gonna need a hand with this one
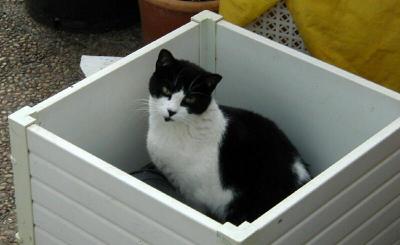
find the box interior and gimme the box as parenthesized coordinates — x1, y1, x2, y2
(32, 25, 199, 173)
(215, 23, 400, 174)
(33, 23, 400, 179)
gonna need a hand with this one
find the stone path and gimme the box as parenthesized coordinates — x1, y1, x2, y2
(0, 0, 142, 243)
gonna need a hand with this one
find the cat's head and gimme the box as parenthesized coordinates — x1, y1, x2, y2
(148, 49, 222, 122)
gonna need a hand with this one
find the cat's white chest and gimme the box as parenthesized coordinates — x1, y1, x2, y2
(146, 105, 233, 218)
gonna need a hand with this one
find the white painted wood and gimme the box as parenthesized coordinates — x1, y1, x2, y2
(367, 216, 400, 245)
(191, 11, 223, 72)
(217, 119, 400, 244)
(30, 22, 200, 173)
(8, 106, 36, 245)
(29, 152, 193, 245)
(33, 203, 105, 245)
(338, 194, 400, 245)
(216, 20, 400, 175)
(308, 165, 400, 244)
(214, 20, 400, 244)
(31, 178, 148, 245)
(35, 227, 68, 245)
(27, 124, 222, 245)
(10, 13, 400, 245)
(191, 10, 223, 23)
(274, 148, 400, 244)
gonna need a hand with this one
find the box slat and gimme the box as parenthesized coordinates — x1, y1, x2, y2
(30, 152, 192, 245)
(338, 194, 400, 245)
(31, 179, 147, 245)
(235, 120, 400, 244)
(35, 227, 68, 245)
(33, 204, 105, 245)
(367, 216, 400, 245)
(276, 148, 400, 244)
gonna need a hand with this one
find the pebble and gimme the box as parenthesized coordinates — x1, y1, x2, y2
(0, 0, 142, 243)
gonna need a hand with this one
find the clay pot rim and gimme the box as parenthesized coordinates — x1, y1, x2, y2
(142, 0, 219, 13)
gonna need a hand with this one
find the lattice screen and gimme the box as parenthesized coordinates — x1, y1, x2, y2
(246, 0, 308, 53)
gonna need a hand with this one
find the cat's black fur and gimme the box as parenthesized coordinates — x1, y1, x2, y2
(149, 49, 310, 225)
(218, 106, 307, 224)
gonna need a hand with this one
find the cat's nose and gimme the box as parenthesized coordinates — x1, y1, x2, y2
(167, 109, 176, 117)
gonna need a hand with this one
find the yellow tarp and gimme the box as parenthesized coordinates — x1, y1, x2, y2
(287, 0, 400, 92)
(219, 0, 400, 92)
(219, 0, 278, 26)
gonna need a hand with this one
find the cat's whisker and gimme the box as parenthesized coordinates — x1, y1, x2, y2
(134, 98, 156, 106)
(135, 98, 151, 102)
(135, 106, 159, 115)
(136, 103, 150, 107)
(135, 105, 151, 110)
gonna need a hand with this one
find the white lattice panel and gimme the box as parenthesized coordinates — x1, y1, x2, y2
(246, 0, 308, 53)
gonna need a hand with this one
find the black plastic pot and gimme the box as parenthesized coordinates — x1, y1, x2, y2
(26, 0, 140, 32)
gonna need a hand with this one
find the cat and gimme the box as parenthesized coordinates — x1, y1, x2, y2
(146, 49, 311, 225)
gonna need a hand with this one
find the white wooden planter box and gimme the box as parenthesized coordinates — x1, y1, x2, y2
(9, 11, 400, 245)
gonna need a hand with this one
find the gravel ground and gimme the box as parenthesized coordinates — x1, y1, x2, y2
(0, 0, 142, 244)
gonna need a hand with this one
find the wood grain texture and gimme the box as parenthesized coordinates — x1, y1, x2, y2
(277, 149, 400, 244)
(31, 178, 148, 245)
(33, 204, 105, 245)
(8, 107, 37, 245)
(338, 194, 400, 245)
(35, 228, 68, 245)
(367, 216, 400, 245)
(27, 125, 221, 245)
(30, 152, 192, 245)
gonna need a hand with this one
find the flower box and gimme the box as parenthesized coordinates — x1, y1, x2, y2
(9, 11, 400, 245)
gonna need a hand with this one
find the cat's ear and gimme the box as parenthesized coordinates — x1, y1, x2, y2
(203, 73, 222, 92)
(156, 49, 175, 68)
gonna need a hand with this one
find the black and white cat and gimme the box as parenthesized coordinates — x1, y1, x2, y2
(146, 49, 311, 225)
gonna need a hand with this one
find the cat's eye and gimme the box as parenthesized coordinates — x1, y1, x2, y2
(184, 96, 196, 104)
(162, 86, 171, 96)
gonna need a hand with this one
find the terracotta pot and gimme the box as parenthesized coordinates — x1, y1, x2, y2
(139, 0, 219, 43)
